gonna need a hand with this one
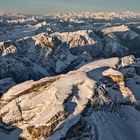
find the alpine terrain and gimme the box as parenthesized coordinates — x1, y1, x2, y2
(0, 11, 140, 140)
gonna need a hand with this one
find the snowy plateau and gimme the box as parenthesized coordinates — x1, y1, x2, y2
(0, 11, 140, 140)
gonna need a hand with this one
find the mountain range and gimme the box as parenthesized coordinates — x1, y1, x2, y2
(0, 11, 140, 140)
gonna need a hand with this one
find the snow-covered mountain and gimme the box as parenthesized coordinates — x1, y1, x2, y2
(1, 55, 140, 140)
(0, 11, 140, 140)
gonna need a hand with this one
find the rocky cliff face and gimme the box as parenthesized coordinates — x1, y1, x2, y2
(0, 12, 140, 140)
(1, 56, 140, 140)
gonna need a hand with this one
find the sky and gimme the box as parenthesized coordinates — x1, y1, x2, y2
(0, 0, 140, 15)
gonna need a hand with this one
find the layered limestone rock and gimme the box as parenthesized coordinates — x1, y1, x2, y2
(1, 56, 140, 140)
(0, 72, 96, 140)
(0, 57, 119, 140)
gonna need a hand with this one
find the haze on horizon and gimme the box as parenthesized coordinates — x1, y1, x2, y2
(0, 0, 139, 15)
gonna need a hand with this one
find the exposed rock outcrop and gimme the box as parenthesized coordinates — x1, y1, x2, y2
(1, 56, 140, 140)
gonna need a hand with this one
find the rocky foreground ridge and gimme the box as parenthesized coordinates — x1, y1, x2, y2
(1, 55, 140, 140)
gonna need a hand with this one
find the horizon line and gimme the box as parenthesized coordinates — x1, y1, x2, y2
(1, 9, 140, 16)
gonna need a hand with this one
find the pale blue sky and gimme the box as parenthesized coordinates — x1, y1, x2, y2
(0, 0, 139, 15)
